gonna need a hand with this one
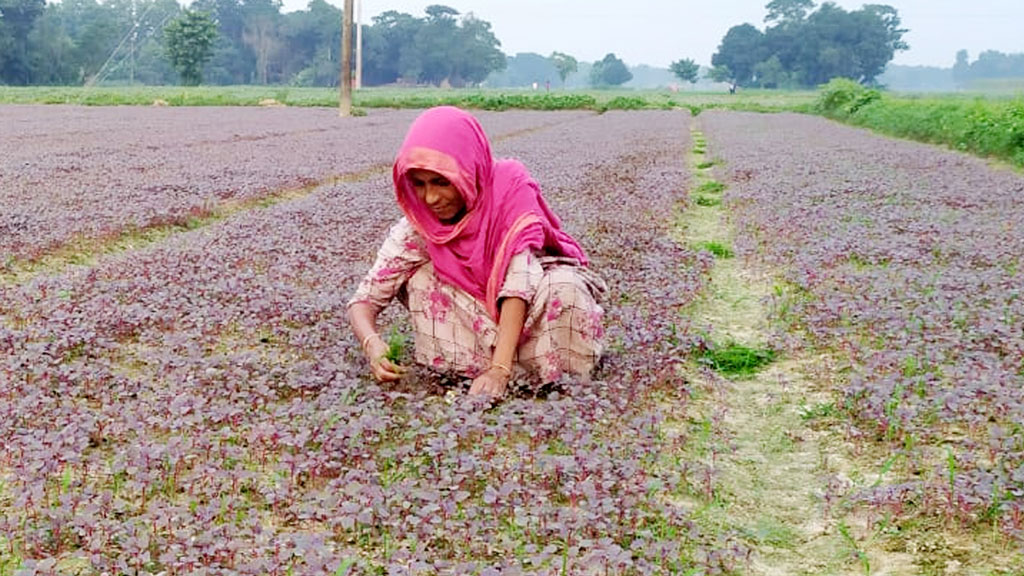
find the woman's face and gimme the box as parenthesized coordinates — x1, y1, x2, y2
(407, 168, 467, 224)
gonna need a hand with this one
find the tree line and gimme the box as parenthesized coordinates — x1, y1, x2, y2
(954, 50, 1024, 88)
(708, 0, 908, 89)
(0, 0, 502, 86)
(0, 0, 646, 87)
(2, 0, 934, 90)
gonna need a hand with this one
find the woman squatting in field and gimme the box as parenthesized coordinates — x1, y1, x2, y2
(347, 106, 607, 398)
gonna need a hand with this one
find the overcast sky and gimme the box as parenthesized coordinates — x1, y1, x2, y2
(279, 0, 1023, 69)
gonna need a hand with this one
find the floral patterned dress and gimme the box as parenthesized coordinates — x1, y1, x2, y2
(349, 218, 607, 382)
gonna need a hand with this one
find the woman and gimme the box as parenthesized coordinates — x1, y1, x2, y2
(348, 106, 606, 398)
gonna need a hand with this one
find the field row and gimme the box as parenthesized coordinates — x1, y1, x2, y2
(1, 110, 733, 575)
(701, 110, 1024, 538)
(0, 106, 590, 264)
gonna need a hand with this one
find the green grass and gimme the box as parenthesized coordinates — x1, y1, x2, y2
(853, 97, 1024, 166)
(0, 85, 819, 112)
(693, 196, 721, 207)
(816, 80, 1024, 167)
(694, 241, 734, 258)
(695, 181, 726, 195)
(699, 342, 776, 377)
(798, 400, 837, 422)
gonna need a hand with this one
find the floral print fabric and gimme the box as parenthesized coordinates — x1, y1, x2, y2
(349, 218, 607, 382)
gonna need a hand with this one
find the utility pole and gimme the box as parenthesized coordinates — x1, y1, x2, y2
(339, 0, 354, 116)
(355, 0, 362, 90)
(130, 0, 137, 84)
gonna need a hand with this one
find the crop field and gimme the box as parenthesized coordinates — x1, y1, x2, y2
(1, 105, 1023, 575)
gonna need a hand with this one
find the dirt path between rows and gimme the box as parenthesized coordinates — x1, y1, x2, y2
(675, 125, 923, 575)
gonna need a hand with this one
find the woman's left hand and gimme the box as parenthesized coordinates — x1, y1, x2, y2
(469, 367, 511, 398)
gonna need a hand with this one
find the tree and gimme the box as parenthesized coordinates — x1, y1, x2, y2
(0, 18, 15, 80)
(192, 0, 249, 84)
(714, 0, 908, 88)
(589, 52, 631, 87)
(753, 55, 788, 87)
(485, 52, 554, 87)
(26, 4, 77, 84)
(163, 9, 217, 85)
(0, 0, 45, 84)
(764, 0, 815, 24)
(711, 23, 764, 87)
(707, 64, 732, 84)
(241, 0, 282, 84)
(414, 5, 458, 85)
(280, 0, 340, 86)
(859, 4, 909, 81)
(549, 51, 576, 86)
(360, 6, 502, 87)
(794, 3, 906, 85)
(669, 58, 699, 84)
(452, 13, 505, 86)
(362, 10, 420, 85)
(952, 49, 969, 89)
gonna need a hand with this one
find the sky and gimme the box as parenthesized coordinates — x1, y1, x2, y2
(279, 0, 1024, 69)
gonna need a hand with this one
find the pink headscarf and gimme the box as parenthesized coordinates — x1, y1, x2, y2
(393, 106, 588, 320)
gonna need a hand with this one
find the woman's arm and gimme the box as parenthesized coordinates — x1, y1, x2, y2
(348, 302, 406, 382)
(347, 219, 426, 382)
(469, 296, 527, 397)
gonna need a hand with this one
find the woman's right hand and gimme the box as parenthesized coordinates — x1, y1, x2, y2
(364, 336, 406, 382)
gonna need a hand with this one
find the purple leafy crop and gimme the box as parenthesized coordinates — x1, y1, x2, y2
(0, 106, 590, 265)
(701, 110, 1024, 534)
(0, 108, 735, 574)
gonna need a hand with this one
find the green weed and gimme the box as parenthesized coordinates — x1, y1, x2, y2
(333, 558, 356, 576)
(699, 341, 776, 377)
(694, 196, 721, 207)
(385, 326, 409, 364)
(696, 181, 726, 195)
(798, 400, 837, 422)
(694, 241, 734, 259)
(837, 521, 871, 575)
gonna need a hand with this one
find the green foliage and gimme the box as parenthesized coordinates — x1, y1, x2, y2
(699, 341, 776, 377)
(360, 91, 598, 111)
(549, 51, 577, 86)
(814, 77, 881, 117)
(0, 85, 822, 117)
(753, 56, 789, 89)
(669, 58, 700, 84)
(695, 241, 734, 258)
(589, 53, 632, 87)
(0, 0, 45, 84)
(601, 95, 647, 111)
(696, 180, 726, 195)
(706, 65, 733, 85)
(818, 85, 1024, 167)
(764, 0, 814, 25)
(954, 50, 1024, 89)
(363, 7, 505, 87)
(487, 52, 556, 89)
(713, 2, 908, 88)
(163, 9, 218, 86)
(384, 326, 409, 364)
(711, 24, 763, 86)
(797, 400, 837, 422)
